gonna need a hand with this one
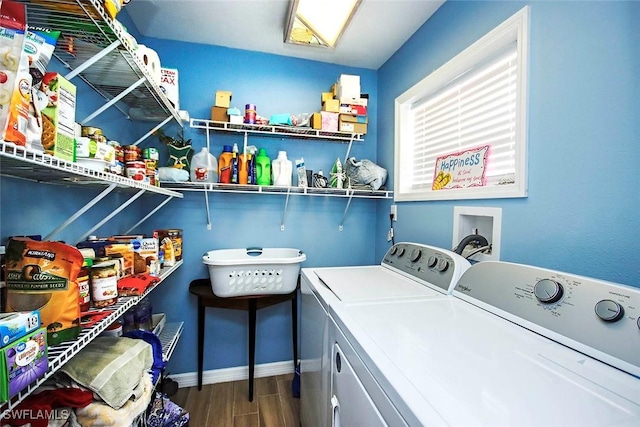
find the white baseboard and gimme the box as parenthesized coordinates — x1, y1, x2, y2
(171, 360, 296, 388)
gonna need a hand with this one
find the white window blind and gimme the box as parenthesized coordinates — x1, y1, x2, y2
(394, 7, 529, 202)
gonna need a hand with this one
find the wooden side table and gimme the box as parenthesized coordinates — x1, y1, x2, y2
(188, 278, 298, 401)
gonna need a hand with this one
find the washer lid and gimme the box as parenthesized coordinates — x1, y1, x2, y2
(314, 266, 447, 302)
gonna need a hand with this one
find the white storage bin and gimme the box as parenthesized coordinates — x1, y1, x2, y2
(202, 247, 306, 297)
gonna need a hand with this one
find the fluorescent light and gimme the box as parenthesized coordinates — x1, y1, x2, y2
(285, 0, 361, 48)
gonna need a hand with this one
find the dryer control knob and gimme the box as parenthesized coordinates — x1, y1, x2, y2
(595, 300, 624, 322)
(427, 256, 438, 268)
(410, 249, 422, 262)
(390, 246, 398, 255)
(534, 279, 564, 304)
(436, 259, 449, 272)
(397, 247, 406, 257)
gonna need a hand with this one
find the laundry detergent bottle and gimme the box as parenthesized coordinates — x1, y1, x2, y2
(218, 145, 233, 183)
(255, 148, 271, 186)
(190, 147, 218, 183)
(272, 151, 293, 187)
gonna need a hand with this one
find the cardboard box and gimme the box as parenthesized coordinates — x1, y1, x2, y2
(339, 114, 368, 124)
(131, 237, 159, 274)
(321, 92, 334, 103)
(322, 99, 340, 113)
(229, 115, 243, 124)
(0, 311, 41, 348)
(321, 111, 339, 132)
(211, 106, 229, 122)
(160, 68, 179, 110)
(215, 90, 232, 108)
(339, 115, 367, 134)
(41, 73, 77, 162)
(340, 104, 368, 116)
(337, 74, 361, 100)
(0, 327, 47, 402)
(310, 112, 322, 130)
(104, 243, 134, 277)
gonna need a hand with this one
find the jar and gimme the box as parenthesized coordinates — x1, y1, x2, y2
(142, 147, 159, 161)
(154, 229, 183, 261)
(135, 300, 153, 331)
(90, 260, 118, 308)
(78, 258, 93, 312)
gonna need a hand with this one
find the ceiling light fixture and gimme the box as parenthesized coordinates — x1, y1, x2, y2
(284, 0, 361, 48)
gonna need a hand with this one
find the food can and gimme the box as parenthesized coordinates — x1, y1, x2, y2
(153, 229, 183, 261)
(245, 104, 256, 124)
(124, 145, 141, 162)
(78, 258, 93, 312)
(143, 147, 159, 161)
(90, 261, 118, 308)
(126, 161, 146, 181)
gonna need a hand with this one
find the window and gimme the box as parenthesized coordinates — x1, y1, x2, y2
(394, 7, 529, 201)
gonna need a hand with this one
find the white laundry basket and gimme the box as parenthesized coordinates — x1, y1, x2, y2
(202, 247, 306, 297)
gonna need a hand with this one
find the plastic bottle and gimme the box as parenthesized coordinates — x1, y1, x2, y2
(247, 146, 257, 184)
(190, 147, 218, 183)
(296, 157, 307, 187)
(231, 143, 239, 184)
(218, 145, 233, 183)
(272, 151, 293, 187)
(255, 148, 271, 186)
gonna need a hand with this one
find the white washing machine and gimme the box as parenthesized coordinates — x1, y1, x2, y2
(300, 242, 471, 427)
(304, 255, 640, 426)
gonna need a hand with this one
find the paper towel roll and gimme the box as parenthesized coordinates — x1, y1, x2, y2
(138, 45, 161, 85)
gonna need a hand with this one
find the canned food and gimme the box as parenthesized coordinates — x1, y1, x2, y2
(142, 147, 159, 161)
(124, 145, 141, 162)
(126, 161, 146, 181)
(90, 261, 118, 308)
(78, 258, 93, 312)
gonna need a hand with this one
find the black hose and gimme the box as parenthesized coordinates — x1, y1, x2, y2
(454, 234, 489, 255)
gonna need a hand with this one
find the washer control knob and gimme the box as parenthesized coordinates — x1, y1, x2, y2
(595, 300, 624, 322)
(390, 246, 398, 255)
(533, 279, 564, 304)
(410, 249, 422, 262)
(397, 247, 406, 257)
(436, 259, 449, 272)
(427, 256, 438, 268)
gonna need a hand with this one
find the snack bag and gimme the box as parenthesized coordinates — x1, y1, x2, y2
(5, 238, 84, 346)
(0, 0, 29, 145)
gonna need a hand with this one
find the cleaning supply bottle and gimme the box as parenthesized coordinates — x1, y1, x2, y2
(190, 147, 218, 183)
(218, 145, 233, 183)
(255, 148, 271, 186)
(247, 146, 257, 184)
(272, 151, 293, 187)
(231, 143, 239, 184)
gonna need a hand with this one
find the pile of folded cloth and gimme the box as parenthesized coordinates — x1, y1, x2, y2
(4, 336, 157, 427)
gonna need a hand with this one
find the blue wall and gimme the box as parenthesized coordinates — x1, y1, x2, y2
(134, 39, 380, 375)
(1, 0, 638, 377)
(376, 0, 640, 288)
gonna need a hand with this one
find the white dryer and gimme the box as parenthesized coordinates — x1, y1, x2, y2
(320, 260, 640, 426)
(300, 242, 471, 427)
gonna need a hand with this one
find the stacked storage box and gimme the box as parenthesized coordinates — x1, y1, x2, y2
(311, 74, 368, 134)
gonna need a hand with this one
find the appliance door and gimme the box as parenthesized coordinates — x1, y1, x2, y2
(300, 274, 331, 427)
(331, 342, 387, 427)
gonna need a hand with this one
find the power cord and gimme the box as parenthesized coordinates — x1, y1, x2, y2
(387, 213, 395, 245)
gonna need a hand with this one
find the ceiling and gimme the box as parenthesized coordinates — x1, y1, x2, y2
(125, 0, 445, 70)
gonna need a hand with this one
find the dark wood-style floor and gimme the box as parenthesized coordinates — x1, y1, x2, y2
(171, 374, 300, 427)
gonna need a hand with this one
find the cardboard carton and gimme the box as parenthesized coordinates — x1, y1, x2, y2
(40, 73, 77, 161)
(0, 327, 47, 402)
(215, 90, 232, 108)
(160, 68, 179, 110)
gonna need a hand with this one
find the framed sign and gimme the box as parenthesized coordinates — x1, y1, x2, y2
(432, 145, 490, 191)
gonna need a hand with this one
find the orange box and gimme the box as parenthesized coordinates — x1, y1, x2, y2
(211, 106, 229, 122)
(322, 99, 340, 113)
(310, 112, 322, 130)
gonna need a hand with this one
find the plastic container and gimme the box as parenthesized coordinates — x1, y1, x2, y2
(255, 148, 271, 186)
(218, 145, 233, 183)
(202, 247, 306, 297)
(190, 147, 218, 183)
(272, 151, 293, 186)
(231, 143, 239, 184)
